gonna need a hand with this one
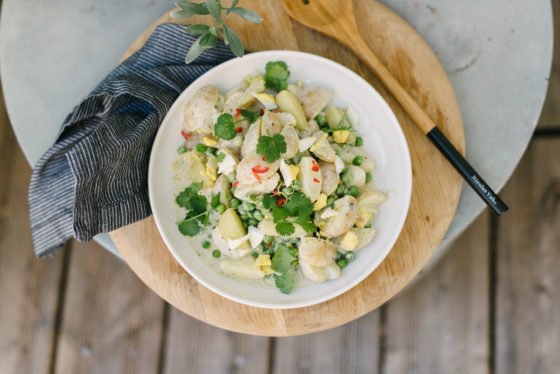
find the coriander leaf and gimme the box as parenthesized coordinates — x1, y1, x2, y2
(275, 221, 295, 236)
(214, 113, 236, 140)
(264, 61, 290, 92)
(271, 207, 289, 222)
(283, 192, 314, 217)
(175, 183, 203, 208)
(261, 193, 276, 210)
(231, 7, 263, 23)
(274, 272, 295, 294)
(240, 109, 259, 124)
(256, 134, 287, 162)
(185, 24, 210, 35)
(271, 245, 296, 273)
(295, 216, 316, 234)
(178, 215, 204, 236)
(211, 193, 221, 209)
(223, 25, 244, 58)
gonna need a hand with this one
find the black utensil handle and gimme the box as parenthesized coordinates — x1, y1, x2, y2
(427, 127, 509, 215)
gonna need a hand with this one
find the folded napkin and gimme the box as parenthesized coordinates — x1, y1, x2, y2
(29, 23, 235, 257)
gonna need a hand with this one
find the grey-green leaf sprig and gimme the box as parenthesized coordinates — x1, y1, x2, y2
(172, 0, 263, 64)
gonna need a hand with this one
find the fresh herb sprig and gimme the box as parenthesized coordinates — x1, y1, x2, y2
(176, 183, 210, 236)
(172, 0, 263, 63)
(256, 134, 287, 163)
(271, 245, 297, 294)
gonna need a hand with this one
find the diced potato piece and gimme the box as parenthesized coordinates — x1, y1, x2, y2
(358, 190, 387, 213)
(319, 162, 339, 195)
(355, 210, 373, 228)
(300, 260, 326, 283)
(258, 220, 308, 237)
(298, 237, 336, 267)
(320, 196, 359, 238)
(325, 106, 350, 129)
(298, 86, 332, 120)
(219, 209, 249, 249)
(353, 228, 377, 250)
(183, 151, 214, 188)
(309, 132, 336, 162)
(347, 165, 366, 187)
(183, 86, 222, 134)
(220, 257, 265, 279)
(276, 90, 308, 130)
(298, 157, 323, 202)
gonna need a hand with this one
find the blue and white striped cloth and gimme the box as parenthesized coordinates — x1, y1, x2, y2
(29, 24, 235, 257)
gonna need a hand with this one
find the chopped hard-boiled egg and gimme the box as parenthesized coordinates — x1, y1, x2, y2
(261, 265, 274, 275)
(248, 226, 265, 248)
(299, 137, 316, 152)
(333, 130, 350, 143)
(205, 165, 217, 182)
(309, 133, 328, 153)
(253, 92, 278, 110)
(202, 135, 218, 147)
(321, 207, 340, 219)
(355, 210, 373, 228)
(334, 156, 345, 174)
(339, 231, 359, 251)
(254, 254, 272, 268)
(314, 193, 328, 211)
(218, 150, 237, 175)
(279, 159, 299, 187)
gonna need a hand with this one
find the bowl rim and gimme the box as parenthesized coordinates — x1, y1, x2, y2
(148, 50, 412, 309)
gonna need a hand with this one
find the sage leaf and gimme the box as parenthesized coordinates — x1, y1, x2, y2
(231, 7, 263, 23)
(223, 25, 244, 57)
(177, 1, 210, 15)
(185, 24, 210, 35)
(185, 35, 205, 64)
(206, 0, 222, 21)
(199, 32, 217, 47)
(172, 9, 195, 19)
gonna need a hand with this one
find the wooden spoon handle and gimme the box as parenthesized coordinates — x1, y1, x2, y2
(349, 36, 436, 135)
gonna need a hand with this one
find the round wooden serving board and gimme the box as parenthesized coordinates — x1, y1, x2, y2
(110, 0, 464, 336)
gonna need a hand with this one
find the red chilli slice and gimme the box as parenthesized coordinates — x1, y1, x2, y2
(180, 129, 191, 140)
(232, 181, 240, 188)
(234, 108, 241, 118)
(236, 127, 243, 133)
(276, 197, 286, 207)
(311, 160, 320, 172)
(313, 178, 320, 183)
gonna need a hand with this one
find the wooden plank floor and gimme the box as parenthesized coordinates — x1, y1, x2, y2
(1, 6, 558, 372)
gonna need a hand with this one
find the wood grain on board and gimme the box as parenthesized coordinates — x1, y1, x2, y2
(0, 121, 65, 374)
(162, 309, 270, 374)
(111, 0, 465, 336)
(53, 241, 166, 374)
(383, 213, 490, 374)
(273, 311, 380, 374)
(495, 138, 560, 374)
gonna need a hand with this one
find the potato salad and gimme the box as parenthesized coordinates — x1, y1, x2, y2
(172, 61, 386, 294)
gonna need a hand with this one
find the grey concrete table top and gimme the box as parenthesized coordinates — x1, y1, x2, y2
(0, 0, 553, 267)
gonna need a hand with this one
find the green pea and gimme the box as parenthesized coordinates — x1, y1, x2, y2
(212, 250, 222, 258)
(341, 166, 349, 175)
(177, 146, 187, 154)
(207, 147, 218, 156)
(327, 196, 336, 207)
(352, 155, 363, 166)
(202, 241, 211, 249)
(336, 251, 343, 261)
(216, 152, 226, 162)
(347, 186, 360, 197)
(251, 251, 259, 259)
(231, 199, 241, 208)
(248, 218, 258, 227)
(195, 143, 207, 153)
(345, 252, 355, 262)
(242, 202, 256, 211)
(242, 220, 249, 229)
(337, 258, 349, 268)
(364, 223, 372, 229)
(289, 247, 298, 257)
(281, 186, 293, 194)
(365, 172, 372, 183)
(253, 210, 264, 221)
(249, 194, 258, 202)
(215, 204, 227, 214)
(355, 137, 364, 146)
(336, 184, 346, 196)
(341, 173, 352, 185)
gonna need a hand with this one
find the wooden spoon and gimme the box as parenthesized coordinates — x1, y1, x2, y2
(282, 0, 508, 215)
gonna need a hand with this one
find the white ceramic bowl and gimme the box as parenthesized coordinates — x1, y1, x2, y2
(149, 51, 412, 309)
